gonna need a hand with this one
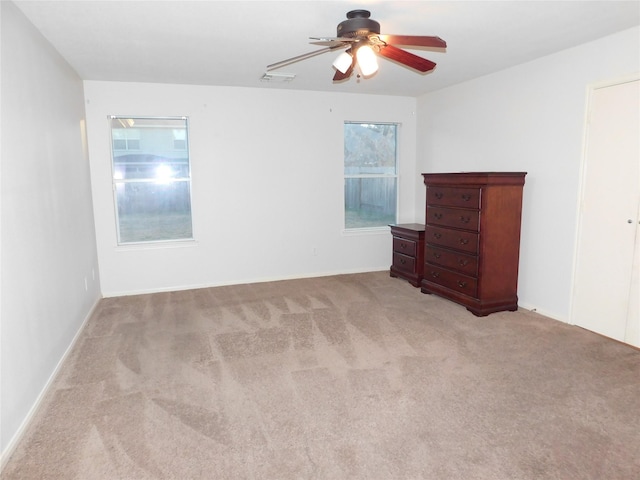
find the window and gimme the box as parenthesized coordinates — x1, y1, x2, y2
(112, 125, 140, 151)
(344, 122, 398, 229)
(110, 116, 193, 244)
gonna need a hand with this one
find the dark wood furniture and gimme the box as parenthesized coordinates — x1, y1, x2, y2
(389, 223, 425, 287)
(421, 172, 526, 316)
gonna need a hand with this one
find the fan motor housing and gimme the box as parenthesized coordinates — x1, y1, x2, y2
(337, 10, 380, 38)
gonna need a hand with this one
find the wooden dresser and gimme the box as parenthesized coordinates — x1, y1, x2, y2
(421, 172, 526, 316)
(389, 223, 425, 287)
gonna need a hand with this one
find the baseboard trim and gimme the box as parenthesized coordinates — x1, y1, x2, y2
(517, 301, 568, 324)
(0, 296, 101, 472)
(101, 267, 390, 298)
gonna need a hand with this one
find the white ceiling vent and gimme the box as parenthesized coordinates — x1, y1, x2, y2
(260, 72, 296, 83)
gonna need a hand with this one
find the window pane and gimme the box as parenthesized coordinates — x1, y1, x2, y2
(344, 123, 397, 175)
(115, 181, 192, 243)
(110, 116, 193, 244)
(345, 177, 397, 229)
(113, 154, 190, 180)
(113, 138, 127, 150)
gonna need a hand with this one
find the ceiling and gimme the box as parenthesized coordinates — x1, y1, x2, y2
(14, 0, 640, 97)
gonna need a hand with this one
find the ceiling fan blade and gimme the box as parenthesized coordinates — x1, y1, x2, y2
(378, 44, 437, 73)
(310, 40, 351, 47)
(309, 37, 357, 45)
(267, 46, 342, 71)
(333, 66, 353, 81)
(378, 35, 447, 49)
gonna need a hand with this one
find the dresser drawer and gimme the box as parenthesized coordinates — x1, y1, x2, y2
(427, 186, 481, 209)
(425, 225, 479, 254)
(425, 245, 478, 277)
(393, 237, 417, 257)
(427, 206, 480, 232)
(424, 265, 478, 298)
(392, 252, 416, 274)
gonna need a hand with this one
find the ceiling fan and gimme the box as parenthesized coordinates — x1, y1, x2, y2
(266, 9, 447, 82)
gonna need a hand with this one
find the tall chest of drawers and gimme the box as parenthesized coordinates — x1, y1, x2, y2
(421, 172, 526, 316)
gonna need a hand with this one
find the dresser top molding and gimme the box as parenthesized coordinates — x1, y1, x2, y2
(422, 172, 527, 187)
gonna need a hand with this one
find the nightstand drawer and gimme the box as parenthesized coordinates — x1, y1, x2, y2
(424, 265, 478, 298)
(425, 245, 478, 277)
(393, 237, 417, 256)
(427, 187, 481, 209)
(392, 252, 416, 274)
(427, 206, 480, 231)
(425, 225, 479, 255)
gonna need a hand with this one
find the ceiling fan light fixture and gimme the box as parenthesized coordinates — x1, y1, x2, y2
(356, 45, 378, 77)
(332, 51, 353, 74)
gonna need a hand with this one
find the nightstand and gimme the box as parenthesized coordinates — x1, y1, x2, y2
(389, 223, 425, 287)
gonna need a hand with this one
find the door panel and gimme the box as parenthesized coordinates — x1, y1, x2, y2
(625, 201, 640, 346)
(572, 79, 639, 346)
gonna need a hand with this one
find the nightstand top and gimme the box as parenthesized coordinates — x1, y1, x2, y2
(389, 223, 426, 232)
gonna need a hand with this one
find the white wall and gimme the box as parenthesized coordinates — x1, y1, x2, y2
(84, 82, 417, 296)
(416, 27, 640, 321)
(0, 1, 101, 459)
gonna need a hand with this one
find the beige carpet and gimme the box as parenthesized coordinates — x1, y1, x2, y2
(3, 271, 639, 479)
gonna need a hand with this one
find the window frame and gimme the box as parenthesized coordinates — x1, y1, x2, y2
(343, 121, 400, 232)
(109, 115, 195, 246)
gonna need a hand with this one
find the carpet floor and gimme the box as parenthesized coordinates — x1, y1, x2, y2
(3, 271, 639, 479)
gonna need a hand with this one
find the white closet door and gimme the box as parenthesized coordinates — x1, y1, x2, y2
(572, 78, 639, 346)
(626, 210, 640, 346)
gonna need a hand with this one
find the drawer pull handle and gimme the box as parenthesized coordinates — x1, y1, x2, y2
(434, 213, 443, 220)
(457, 281, 467, 288)
(459, 216, 470, 224)
(400, 243, 407, 248)
(461, 194, 472, 201)
(433, 252, 441, 259)
(459, 238, 469, 245)
(400, 258, 406, 265)
(435, 192, 443, 199)
(433, 233, 442, 239)
(458, 259, 469, 266)
(431, 272, 440, 278)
